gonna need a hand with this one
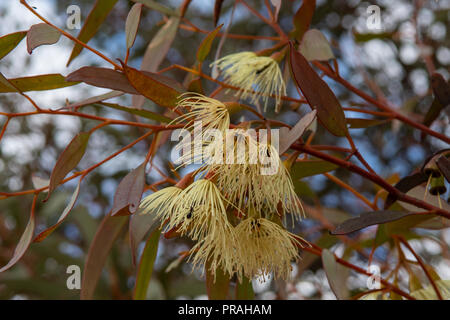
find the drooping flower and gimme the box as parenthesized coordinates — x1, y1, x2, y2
(166, 179, 232, 241)
(233, 217, 304, 280)
(211, 51, 286, 112)
(171, 92, 230, 167)
(205, 130, 304, 222)
(172, 92, 230, 133)
(139, 186, 182, 223)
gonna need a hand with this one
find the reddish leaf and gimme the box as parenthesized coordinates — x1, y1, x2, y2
(46, 132, 90, 200)
(26, 23, 61, 54)
(133, 230, 161, 300)
(289, 42, 348, 137)
(290, 0, 316, 41)
(67, 0, 118, 66)
(133, 16, 180, 108)
(0, 197, 37, 273)
(122, 64, 182, 109)
(66, 67, 139, 94)
(436, 156, 450, 184)
(197, 24, 223, 62)
(34, 178, 82, 242)
(111, 162, 146, 216)
(214, 0, 224, 26)
(81, 214, 128, 299)
(0, 31, 27, 60)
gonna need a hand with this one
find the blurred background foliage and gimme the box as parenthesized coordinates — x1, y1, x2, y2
(0, 0, 449, 299)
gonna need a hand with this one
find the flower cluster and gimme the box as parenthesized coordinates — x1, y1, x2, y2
(140, 58, 304, 281)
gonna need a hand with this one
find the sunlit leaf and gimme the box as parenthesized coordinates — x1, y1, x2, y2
(0, 198, 36, 273)
(197, 24, 222, 62)
(26, 23, 61, 54)
(411, 280, 450, 300)
(0, 31, 27, 60)
(321, 249, 349, 299)
(131, 0, 177, 16)
(0, 74, 78, 93)
(35, 178, 82, 242)
(299, 29, 334, 61)
(125, 3, 143, 49)
(279, 110, 317, 153)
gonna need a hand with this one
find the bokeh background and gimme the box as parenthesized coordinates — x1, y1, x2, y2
(0, 0, 449, 299)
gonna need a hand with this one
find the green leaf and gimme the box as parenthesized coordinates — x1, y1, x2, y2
(347, 118, 388, 129)
(67, 0, 119, 66)
(131, 0, 177, 17)
(197, 24, 223, 62)
(299, 29, 334, 61)
(331, 210, 417, 235)
(206, 263, 230, 300)
(0, 200, 36, 273)
(0, 74, 78, 93)
(125, 3, 143, 49)
(290, 0, 316, 41)
(34, 177, 82, 242)
(46, 132, 90, 200)
(133, 230, 161, 300)
(111, 162, 146, 216)
(290, 159, 338, 179)
(26, 23, 61, 54)
(352, 30, 395, 42)
(129, 207, 160, 265)
(321, 249, 349, 300)
(289, 42, 348, 137)
(98, 102, 173, 123)
(0, 31, 27, 60)
(235, 277, 254, 300)
(81, 214, 128, 299)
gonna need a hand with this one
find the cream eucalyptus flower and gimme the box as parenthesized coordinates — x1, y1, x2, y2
(211, 51, 286, 112)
